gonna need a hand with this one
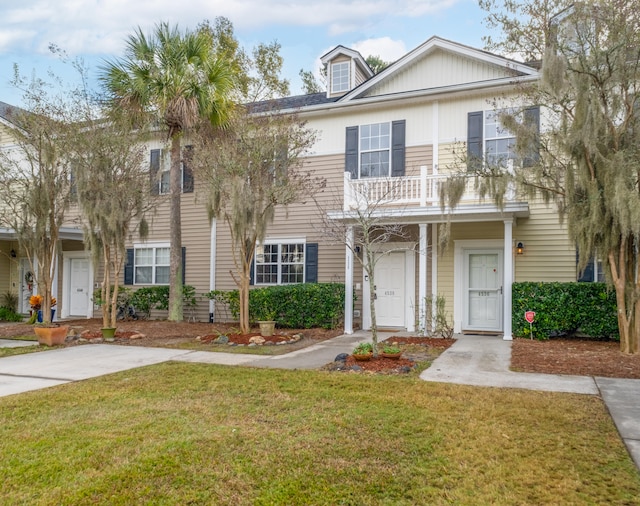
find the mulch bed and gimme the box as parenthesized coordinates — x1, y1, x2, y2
(511, 337, 640, 379)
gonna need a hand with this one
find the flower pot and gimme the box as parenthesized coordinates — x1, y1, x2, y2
(381, 352, 402, 360)
(101, 327, 117, 341)
(36, 309, 55, 323)
(34, 325, 69, 346)
(352, 353, 373, 361)
(258, 320, 276, 337)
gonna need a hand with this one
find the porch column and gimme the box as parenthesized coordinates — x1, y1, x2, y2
(503, 219, 513, 341)
(418, 223, 428, 334)
(344, 226, 354, 334)
(209, 219, 217, 322)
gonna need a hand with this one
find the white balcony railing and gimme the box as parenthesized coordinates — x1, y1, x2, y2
(343, 165, 485, 210)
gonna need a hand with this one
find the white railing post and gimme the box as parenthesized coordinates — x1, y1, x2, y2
(420, 166, 428, 207)
(343, 172, 352, 211)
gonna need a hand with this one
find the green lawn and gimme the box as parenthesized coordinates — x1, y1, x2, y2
(0, 362, 638, 505)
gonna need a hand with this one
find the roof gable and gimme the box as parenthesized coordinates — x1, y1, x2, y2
(341, 36, 539, 101)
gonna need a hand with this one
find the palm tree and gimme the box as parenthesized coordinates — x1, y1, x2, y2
(100, 22, 233, 321)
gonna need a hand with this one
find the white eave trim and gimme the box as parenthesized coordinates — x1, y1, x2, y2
(327, 202, 530, 225)
(0, 226, 84, 241)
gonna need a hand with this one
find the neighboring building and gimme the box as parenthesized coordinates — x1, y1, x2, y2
(0, 36, 580, 338)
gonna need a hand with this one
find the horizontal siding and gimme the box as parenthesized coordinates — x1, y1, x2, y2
(514, 200, 575, 282)
(307, 102, 434, 156)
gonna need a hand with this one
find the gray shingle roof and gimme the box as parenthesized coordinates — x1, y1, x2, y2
(248, 92, 338, 114)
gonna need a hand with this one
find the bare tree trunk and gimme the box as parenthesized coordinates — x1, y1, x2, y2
(168, 134, 183, 322)
(366, 249, 379, 356)
(239, 259, 251, 334)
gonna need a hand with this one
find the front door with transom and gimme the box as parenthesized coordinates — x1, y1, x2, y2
(69, 258, 90, 316)
(374, 251, 406, 328)
(464, 249, 503, 332)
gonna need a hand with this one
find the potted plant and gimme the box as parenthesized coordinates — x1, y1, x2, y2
(381, 344, 402, 359)
(352, 342, 373, 361)
(30, 295, 68, 346)
(256, 309, 277, 337)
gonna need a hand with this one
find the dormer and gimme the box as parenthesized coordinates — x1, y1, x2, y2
(320, 46, 374, 98)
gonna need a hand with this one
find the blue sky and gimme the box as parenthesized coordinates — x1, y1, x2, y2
(0, 0, 491, 107)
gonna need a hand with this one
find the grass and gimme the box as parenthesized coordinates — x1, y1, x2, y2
(0, 363, 638, 505)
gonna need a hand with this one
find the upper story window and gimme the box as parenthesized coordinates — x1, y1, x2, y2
(344, 120, 406, 180)
(467, 107, 540, 171)
(484, 110, 517, 167)
(150, 146, 194, 195)
(360, 123, 390, 177)
(331, 62, 350, 94)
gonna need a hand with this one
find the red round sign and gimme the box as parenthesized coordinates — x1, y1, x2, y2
(525, 311, 535, 324)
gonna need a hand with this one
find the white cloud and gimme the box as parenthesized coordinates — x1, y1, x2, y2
(0, 0, 461, 55)
(352, 37, 407, 64)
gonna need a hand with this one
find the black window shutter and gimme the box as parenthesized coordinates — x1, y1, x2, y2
(391, 120, 406, 177)
(150, 149, 160, 195)
(124, 248, 134, 285)
(523, 106, 540, 167)
(182, 146, 194, 193)
(249, 258, 255, 286)
(345, 126, 359, 179)
(467, 111, 483, 171)
(305, 243, 318, 283)
(181, 247, 186, 284)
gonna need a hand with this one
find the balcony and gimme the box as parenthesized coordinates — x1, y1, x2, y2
(343, 166, 518, 211)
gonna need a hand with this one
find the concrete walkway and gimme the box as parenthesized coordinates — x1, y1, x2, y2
(0, 331, 638, 470)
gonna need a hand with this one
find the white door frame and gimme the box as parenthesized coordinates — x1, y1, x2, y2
(454, 239, 506, 334)
(62, 251, 94, 319)
(362, 242, 416, 332)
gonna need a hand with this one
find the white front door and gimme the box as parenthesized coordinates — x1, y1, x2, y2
(374, 251, 406, 327)
(69, 258, 90, 316)
(464, 250, 503, 332)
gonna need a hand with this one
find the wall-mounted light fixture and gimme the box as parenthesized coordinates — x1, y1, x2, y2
(516, 241, 525, 255)
(354, 245, 361, 255)
(10, 249, 16, 258)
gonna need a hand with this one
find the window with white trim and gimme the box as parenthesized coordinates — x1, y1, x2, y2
(360, 122, 390, 177)
(255, 242, 305, 285)
(484, 109, 517, 167)
(331, 62, 350, 93)
(134, 246, 169, 284)
(158, 151, 184, 195)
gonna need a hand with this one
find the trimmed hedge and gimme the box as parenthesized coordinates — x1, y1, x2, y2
(206, 283, 346, 329)
(512, 282, 618, 340)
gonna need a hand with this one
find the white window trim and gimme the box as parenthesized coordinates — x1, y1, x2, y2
(358, 121, 391, 178)
(133, 242, 170, 285)
(158, 150, 185, 195)
(254, 238, 307, 286)
(331, 61, 350, 94)
(484, 109, 517, 168)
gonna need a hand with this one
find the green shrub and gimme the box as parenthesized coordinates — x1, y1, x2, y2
(205, 283, 346, 329)
(512, 282, 618, 340)
(1, 291, 19, 312)
(129, 285, 197, 318)
(0, 307, 23, 322)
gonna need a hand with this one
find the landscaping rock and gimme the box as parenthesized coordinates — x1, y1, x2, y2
(334, 353, 349, 362)
(213, 335, 229, 344)
(249, 336, 265, 345)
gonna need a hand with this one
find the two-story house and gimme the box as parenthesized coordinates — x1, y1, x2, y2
(1, 36, 578, 338)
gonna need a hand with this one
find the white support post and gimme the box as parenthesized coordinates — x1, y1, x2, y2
(343, 172, 352, 211)
(209, 219, 217, 322)
(420, 166, 428, 207)
(503, 219, 514, 341)
(418, 223, 428, 334)
(344, 226, 354, 334)
(431, 224, 439, 334)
